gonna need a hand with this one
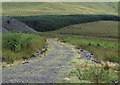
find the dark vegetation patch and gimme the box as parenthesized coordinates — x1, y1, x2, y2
(11, 15, 119, 32)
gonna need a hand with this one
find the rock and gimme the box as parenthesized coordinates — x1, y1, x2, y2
(64, 77, 70, 81)
(78, 49, 100, 63)
(114, 71, 118, 73)
(61, 40, 66, 43)
(35, 50, 42, 57)
(22, 60, 32, 64)
(115, 80, 118, 83)
(80, 49, 84, 52)
(2, 17, 38, 34)
(112, 80, 119, 85)
(46, 45, 49, 48)
(114, 71, 120, 75)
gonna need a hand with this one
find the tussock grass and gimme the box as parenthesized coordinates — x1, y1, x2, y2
(2, 33, 46, 64)
(63, 58, 119, 83)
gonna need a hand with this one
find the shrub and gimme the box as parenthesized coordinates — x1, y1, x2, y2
(30, 53, 36, 58)
(2, 33, 46, 63)
(88, 43, 92, 46)
(97, 43, 101, 47)
(3, 33, 33, 52)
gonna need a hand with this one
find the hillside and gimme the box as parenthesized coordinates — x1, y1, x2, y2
(2, 2, 118, 16)
(2, 17, 38, 33)
(51, 21, 118, 38)
(2, 2, 119, 32)
(11, 15, 119, 32)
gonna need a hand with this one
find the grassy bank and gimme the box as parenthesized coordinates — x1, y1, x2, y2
(60, 37, 119, 63)
(59, 34, 119, 83)
(63, 58, 119, 83)
(2, 33, 46, 64)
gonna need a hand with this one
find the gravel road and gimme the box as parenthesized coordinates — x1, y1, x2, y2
(2, 39, 78, 83)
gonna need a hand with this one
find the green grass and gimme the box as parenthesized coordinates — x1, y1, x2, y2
(38, 31, 119, 63)
(60, 37, 119, 63)
(9, 15, 118, 32)
(2, 33, 46, 64)
(60, 36, 119, 83)
(2, 2, 118, 16)
(52, 21, 118, 38)
(63, 38, 118, 48)
(2, 2, 119, 83)
(49, 20, 119, 63)
(63, 60, 118, 83)
(2, 2, 119, 32)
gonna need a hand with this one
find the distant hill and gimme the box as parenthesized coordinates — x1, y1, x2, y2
(11, 15, 119, 32)
(51, 21, 118, 38)
(2, 17, 38, 34)
(2, 2, 119, 32)
(2, 2, 118, 16)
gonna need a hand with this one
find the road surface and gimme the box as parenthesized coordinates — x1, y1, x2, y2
(2, 39, 79, 83)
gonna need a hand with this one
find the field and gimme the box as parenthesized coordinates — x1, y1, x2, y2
(2, 33, 46, 64)
(2, 2, 119, 32)
(2, 2, 118, 16)
(52, 21, 118, 38)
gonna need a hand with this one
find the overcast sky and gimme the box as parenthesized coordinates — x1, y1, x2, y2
(2, 0, 120, 2)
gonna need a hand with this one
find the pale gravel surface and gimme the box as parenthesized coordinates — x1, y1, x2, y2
(2, 39, 78, 83)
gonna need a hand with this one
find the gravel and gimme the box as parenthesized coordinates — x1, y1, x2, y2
(79, 49, 101, 63)
(2, 39, 77, 83)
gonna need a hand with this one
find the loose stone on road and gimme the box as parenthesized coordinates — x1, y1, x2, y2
(2, 39, 78, 83)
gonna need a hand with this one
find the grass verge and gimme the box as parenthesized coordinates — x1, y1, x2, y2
(63, 59, 119, 83)
(60, 37, 119, 63)
(2, 33, 46, 64)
